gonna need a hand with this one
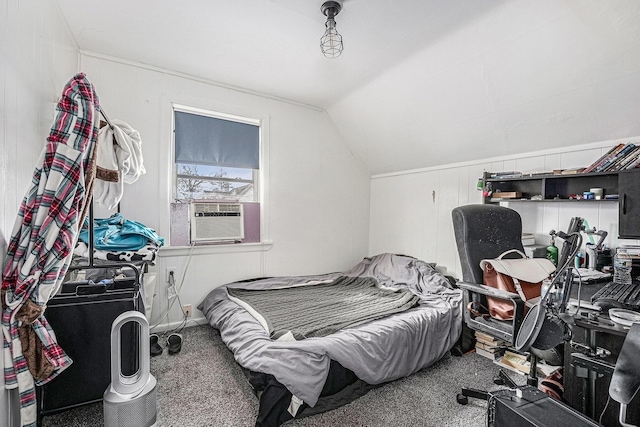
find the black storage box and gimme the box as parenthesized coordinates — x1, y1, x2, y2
(37, 277, 142, 418)
(489, 386, 598, 427)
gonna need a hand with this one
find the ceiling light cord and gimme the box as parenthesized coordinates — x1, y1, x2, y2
(320, 1, 344, 59)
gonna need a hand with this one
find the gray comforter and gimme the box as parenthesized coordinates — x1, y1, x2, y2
(227, 275, 420, 340)
(198, 253, 462, 408)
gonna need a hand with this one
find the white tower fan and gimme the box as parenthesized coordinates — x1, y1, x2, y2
(104, 311, 157, 427)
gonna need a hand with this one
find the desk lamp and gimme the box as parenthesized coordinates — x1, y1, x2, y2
(580, 220, 608, 270)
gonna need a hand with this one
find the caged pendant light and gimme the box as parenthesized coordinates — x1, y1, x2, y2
(320, 1, 344, 58)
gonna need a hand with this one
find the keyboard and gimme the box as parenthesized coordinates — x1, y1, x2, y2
(591, 282, 640, 311)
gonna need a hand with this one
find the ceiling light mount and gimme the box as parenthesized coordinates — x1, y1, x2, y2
(320, 1, 344, 59)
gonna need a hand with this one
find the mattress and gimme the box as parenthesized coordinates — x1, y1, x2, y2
(198, 253, 463, 425)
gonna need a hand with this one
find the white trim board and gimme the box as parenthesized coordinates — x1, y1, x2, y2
(372, 136, 639, 180)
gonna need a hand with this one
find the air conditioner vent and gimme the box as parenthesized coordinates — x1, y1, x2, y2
(190, 202, 244, 242)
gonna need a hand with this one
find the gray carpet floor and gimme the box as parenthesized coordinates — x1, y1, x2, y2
(41, 325, 519, 427)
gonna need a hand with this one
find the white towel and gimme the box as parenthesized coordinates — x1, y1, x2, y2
(112, 118, 145, 184)
(94, 119, 145, 209)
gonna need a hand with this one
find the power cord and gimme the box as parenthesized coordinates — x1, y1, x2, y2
(599, 394, 612, 425)
(150, 240, 197, 333)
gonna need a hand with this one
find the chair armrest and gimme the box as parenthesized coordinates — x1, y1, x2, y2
(456, 281, 523, 302)
(457, 281, 526, 345)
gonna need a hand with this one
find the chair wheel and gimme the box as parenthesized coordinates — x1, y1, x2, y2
(456, 394, 469, 405)
(493, 375, 504, 385)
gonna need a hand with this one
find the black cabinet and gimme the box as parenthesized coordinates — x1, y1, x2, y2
(619, 169, 640, 239)
(564, 321, 640, 427)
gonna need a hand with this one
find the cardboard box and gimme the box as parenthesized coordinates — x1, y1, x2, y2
(492, 192, 522, 199)
(499, 350, 530, 374)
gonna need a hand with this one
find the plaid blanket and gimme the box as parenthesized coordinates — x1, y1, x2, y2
(1, 73, 100, 427)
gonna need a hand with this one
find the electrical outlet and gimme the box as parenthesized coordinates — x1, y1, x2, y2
(183, 304, 192, 318)
(165, 267, 178, 284)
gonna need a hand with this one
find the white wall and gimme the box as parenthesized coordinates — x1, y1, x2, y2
(369, 138, 640, 280)
(0, 0, 79, 424)
(77, 53, 372, 329)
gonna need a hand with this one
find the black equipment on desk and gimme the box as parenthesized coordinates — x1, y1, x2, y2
(515, 224, 583, 372)
(489, 386, 599, 427)
(591, 281, 640, 311)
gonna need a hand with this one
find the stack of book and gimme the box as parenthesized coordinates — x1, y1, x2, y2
(620, 245, 640, 259)
(497, 350, 531, 374)
(474, 331, 507, 360)
(494, 350, 560, 378)
(489, 171, 522, 179)
(583, 142, 640, 173)
(553, 167, 585, 175)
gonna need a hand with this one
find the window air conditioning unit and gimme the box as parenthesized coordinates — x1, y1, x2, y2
(190, 202, 244, 242)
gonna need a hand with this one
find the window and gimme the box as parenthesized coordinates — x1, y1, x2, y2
(171, 105, 263, 246)
(173, 106, 260, 203)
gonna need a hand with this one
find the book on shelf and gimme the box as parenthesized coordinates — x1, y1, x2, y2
(522, 170, 554, 177)
(560, 167, 586, 175)
(491, 191, 522, 199)
(583, 143, 625, 173)
(596, 143, 636, 172)
(623, 149, 640, 170)
(600, 143, 637, 171)
(490, 171, 522, 179)
(614, 146, 640, 170)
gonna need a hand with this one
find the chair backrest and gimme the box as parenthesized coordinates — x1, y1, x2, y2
(452, 204, 525, 284)
(610, 322, 640, 427)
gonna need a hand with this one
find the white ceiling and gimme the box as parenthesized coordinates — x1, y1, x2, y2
(55, 0, 640, 175)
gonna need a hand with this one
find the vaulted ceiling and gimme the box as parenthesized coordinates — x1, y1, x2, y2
(55, 0, 640, 175)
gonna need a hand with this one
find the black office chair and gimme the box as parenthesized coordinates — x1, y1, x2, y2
(452, 204, 532, 403)
(610, 322, 640, 427)
(452, 204, 528, 347)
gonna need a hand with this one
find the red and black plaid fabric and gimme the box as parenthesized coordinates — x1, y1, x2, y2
(2, 73, 100, 427)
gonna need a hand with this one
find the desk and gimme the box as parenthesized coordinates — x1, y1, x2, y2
(564, 282, 640, 426)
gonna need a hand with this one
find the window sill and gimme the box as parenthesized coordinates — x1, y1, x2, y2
(158, 242, 273, 257)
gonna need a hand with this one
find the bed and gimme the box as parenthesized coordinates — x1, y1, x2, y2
(198, 253, 463, 426)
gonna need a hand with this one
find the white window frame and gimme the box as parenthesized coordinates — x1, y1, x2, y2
(166, 103, 270, 252)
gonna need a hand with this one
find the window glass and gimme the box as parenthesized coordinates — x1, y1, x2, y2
(176, 163, 255, 202)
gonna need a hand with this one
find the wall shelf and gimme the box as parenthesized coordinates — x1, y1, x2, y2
(482, 169, 640, 238)
(483, 171, 619, 203)
(490, 198, 619, 203)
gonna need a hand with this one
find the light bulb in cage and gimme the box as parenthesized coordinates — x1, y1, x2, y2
(320, 1, 343, 58)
